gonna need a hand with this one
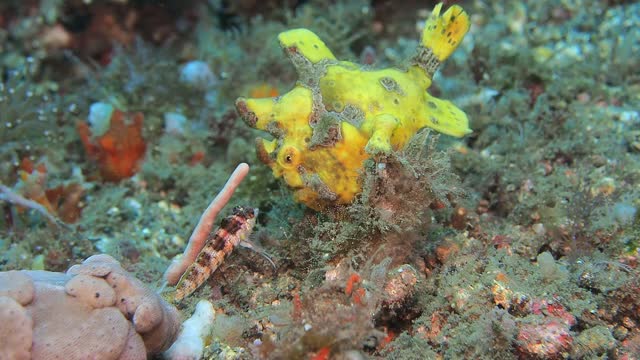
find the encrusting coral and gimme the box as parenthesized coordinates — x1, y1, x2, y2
(236, 3, 471, 209)
(0, 254, 180, 360)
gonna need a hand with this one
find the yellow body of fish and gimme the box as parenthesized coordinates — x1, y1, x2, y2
(236, 3, 471, 210)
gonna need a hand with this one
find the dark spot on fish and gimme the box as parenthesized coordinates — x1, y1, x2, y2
(198, 253, 211, 267)
(208, 235, 225, 252)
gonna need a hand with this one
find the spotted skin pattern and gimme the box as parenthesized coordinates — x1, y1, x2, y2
(174, 206, 257, 302)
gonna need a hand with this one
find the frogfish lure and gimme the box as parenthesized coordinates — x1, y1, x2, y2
(174, 206, 258, 302)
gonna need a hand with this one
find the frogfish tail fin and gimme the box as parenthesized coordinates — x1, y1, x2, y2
(414, 3, 470, 78)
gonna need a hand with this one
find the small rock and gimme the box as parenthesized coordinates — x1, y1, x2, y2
(571, 326, 616, 358)
(383, 265, 418, 308)
(179, 60, 216, 90)
(516, 319, 572, 358)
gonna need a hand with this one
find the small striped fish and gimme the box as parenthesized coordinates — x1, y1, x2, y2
(174, 206, 258, 302)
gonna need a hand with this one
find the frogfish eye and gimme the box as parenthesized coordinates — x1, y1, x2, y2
(277, 145, 300, 168)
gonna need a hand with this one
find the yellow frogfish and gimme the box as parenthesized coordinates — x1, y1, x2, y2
(236, 3, 471, 210)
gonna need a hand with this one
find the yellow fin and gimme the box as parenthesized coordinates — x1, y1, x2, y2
(236, 96, 274, 131)
(365, 114, 399, 154)
(278, 29, 337, 64)
(256, 137, 277, 166)
(421, 4, 470, 62)
(421, 95, 471, 138)
(236, 86, 313, 134)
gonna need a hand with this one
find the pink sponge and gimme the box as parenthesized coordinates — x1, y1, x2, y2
(0, 254, 181, 360)
(68, 254, 182, 353)
(0, 270, 35, 305)
(30, 281, 139, 359)
(0, 295, 33, 360)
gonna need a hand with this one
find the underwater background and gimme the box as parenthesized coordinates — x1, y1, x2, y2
(1, 0, 639, 359)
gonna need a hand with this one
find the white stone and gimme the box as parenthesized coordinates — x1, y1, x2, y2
(87, 102, 114, 137)
(164, 112, 188, 136)
(165, 300, 215, 360)
(179, 61, 216, 90)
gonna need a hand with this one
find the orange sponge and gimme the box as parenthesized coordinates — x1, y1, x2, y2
(77, 109, 146, 181)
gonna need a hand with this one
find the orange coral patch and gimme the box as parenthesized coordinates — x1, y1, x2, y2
(345, 273, 361, 296)
(378, 328, 396, 351)
(18, 158, 54, 214)
(352, 287, 366, 306)
(77, 109, 146, 181)
(45, 183, 85, 223)
(20, 157, 35, 174)
(15, 158, 85, 223)
(292, 290, 302, 321)
(311, 346, 331, 360)
(189, 151, 205, 166)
